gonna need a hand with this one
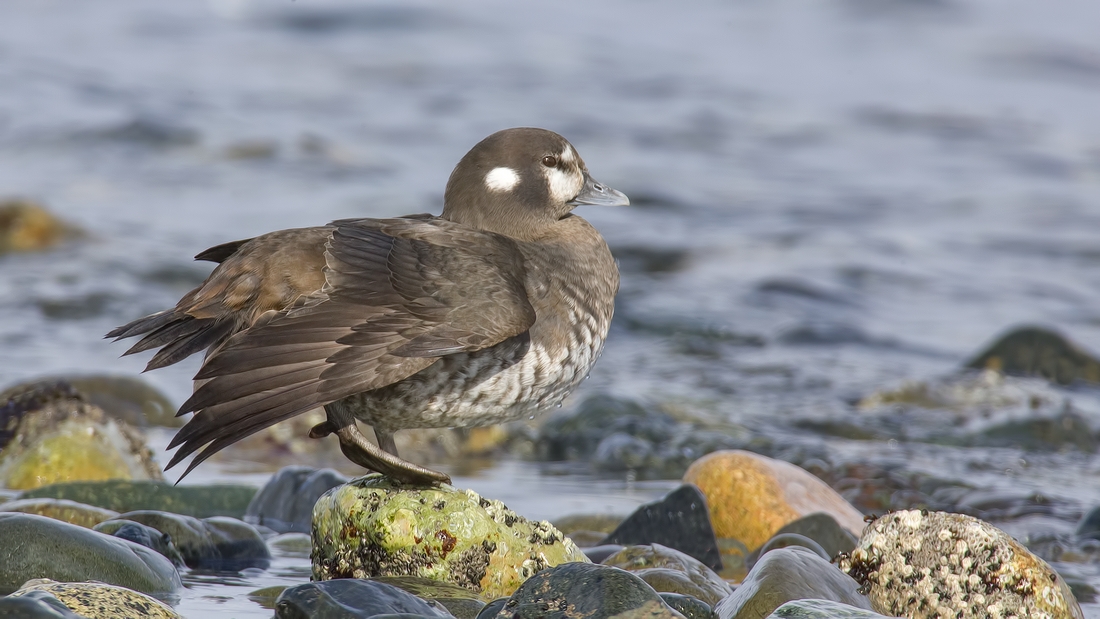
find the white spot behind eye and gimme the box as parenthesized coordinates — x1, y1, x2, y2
(559, 147, 575, 164)
(545, 167, 583, 204)
(485, 167, 520, 191)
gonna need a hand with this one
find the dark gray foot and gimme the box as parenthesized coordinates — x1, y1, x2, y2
(311, 407, 450, 486)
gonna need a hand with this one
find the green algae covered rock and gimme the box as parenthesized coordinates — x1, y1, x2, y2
(11, 579, 182, 619)
(311, 475, 589, 600)
(0, 498, 119, 528)
(19, 480, 257, 519)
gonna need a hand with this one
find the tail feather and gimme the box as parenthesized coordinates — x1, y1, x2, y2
(145, 319, 236, 371)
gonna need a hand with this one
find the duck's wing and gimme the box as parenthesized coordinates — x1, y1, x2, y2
(165, 217, 536, 477)
(106, 227, 332, 370)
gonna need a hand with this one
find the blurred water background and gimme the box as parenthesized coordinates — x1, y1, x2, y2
(3, 0, 1100, 616)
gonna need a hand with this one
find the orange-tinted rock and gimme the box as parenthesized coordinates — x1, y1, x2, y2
(682, 450, 864, 550)
(0, 199, 81, 254)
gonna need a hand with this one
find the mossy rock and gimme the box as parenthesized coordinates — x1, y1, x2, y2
(0, 382, 162, 490)
(19, 480, 258, 519)
(0, 513, 181, 596)
(0, 498, 119, 528)
(10, 579, 181, 619)
(1, 375, 179, 428)
(311, 475, 589, 600)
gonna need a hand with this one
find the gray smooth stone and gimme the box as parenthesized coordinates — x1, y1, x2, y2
(715, 547, 871, 619)
(767, 599, 897, 618)
(245, 466, 349, 534)
(0, 513, 181, 596)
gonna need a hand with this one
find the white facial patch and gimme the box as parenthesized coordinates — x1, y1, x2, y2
(485, 167, 520, 192)
(559, 146, 575, 164)
(544, 165, 583, 204)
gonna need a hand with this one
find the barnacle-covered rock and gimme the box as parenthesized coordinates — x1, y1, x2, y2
(311, 474, 588, 600)
(838, 510, 1083, 619)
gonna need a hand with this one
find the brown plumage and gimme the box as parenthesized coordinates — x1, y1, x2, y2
(108, 127, 628, 484)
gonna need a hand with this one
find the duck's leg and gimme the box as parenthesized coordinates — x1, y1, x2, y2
(310, 402, 451, 485)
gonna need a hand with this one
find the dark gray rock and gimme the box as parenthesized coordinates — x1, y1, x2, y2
(537, 395, 679, 461)
(770, 514, 857, 559)
(0, 513, 181, 596)
(94, 520, 185, 567)
(245, 466, 348, 534)
(1076, 504, 1100, 540)
(274, 579, 453, 619)
(748, 534, 829, 570)
(766, 599, 896, 618)
(602, 544, 731, 605)
(0, 589, 89, 619)
(370, 577, 485, 619)
(582, 544, 625, 564)
(715, 547, 871, 619)
(478, 563, 682, 619)
(114, 510, 270, 571)
(965, 325, 1100, 385)
(660, 594, 714, 619)
(600, 485, 722, 570)
(474, 599, 507, 619)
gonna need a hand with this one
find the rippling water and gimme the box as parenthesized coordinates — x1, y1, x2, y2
(3, 0, 1100, 616)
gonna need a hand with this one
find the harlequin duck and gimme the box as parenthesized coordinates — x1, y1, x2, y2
(108, 127, 628, 484)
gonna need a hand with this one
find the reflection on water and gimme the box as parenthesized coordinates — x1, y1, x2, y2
(3, 0, 1100, 615)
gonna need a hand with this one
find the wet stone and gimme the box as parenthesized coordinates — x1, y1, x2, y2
(0, 589, 89, 618)
(766, 599, 896, 618)
(747, 534, 830, 570)
(0, 513, 181, 596)
(372, 576, 487, 619)
(602, 544, 732, 605)
(269, 532, 313, 559)
(274, 579, 453, 619)
(10, 579, 182, 619)
(476, 562, 684, 619)
(965, 325, 1100, 386)
(18, 479, 258, 518)
(715, 547, 872, 619)
(0, 382, 162, 490)
(245, 465, 349, 534)
(109, 510, 270, 571)
(659, 593, 714, 619)
(0, 498, 119, 528)
(838, 510, 1083, 619)
(770, 513, 857, 559)
(311, 475, 588, 600)
(93, 520, 185, 567)
(599, 485, 722, 570)
(1, 375, 181, 429)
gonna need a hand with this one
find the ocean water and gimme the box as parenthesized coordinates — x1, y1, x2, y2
(3, 0, 1100, 615)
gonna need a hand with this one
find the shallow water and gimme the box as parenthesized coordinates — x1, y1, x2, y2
(3, 0, 1100, 615)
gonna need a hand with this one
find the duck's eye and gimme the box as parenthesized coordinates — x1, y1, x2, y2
(541, 155, 558, 168)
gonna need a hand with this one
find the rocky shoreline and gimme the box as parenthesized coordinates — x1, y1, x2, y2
(0, 327, 1098, 617)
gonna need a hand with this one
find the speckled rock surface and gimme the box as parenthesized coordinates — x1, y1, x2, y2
(0, 382, 162, 490)
(683, 451, 865, 551)
(766, 599, 897, 618)
(837, 510, 1083, 619)
(1, 375, 181, 428)
(602, 544, 731, 605)
(10, 579, 181, 619)
(715, 547, 872, 619)
(312, 475, 589, 600)
(476, 562, 685, 619)
(0, 498, 119, 528)
(0, 513, 181, 596)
